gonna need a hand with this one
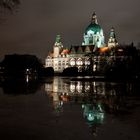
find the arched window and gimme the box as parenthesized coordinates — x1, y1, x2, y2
(76, 58, 83, 66)
(70, 58, 76, 66)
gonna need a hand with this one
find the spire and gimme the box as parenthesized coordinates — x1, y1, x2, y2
(108, 27, 118, 47)
(91, 12, 98, 24)
(55, 35, 61, 43)
(54, 34, 63, 48)
(53, 35, 63, 57)
(109, 27, 116, 38)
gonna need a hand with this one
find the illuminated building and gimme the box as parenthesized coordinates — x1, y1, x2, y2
(82, 12, 105, 48)
(45, 12, 118, 73)
(108, 27, 118, 48)
(45, 35, 70, 73)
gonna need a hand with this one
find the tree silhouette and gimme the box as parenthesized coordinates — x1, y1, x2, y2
(0, 0, 20, 11)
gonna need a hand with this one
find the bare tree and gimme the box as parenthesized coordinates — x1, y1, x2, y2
(0, 0, 20, 11)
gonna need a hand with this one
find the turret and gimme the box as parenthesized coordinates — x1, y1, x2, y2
(108, 27, 118, 48)
(53, 35, 63, 58)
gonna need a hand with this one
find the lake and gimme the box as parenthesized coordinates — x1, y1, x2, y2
(0, 76, 140, 140)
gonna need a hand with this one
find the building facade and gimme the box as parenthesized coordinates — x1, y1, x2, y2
(45, 12, 118, 73)
(82, 12, 105, 48)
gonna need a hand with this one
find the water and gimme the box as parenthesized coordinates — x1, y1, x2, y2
(0, 76, 140, 140)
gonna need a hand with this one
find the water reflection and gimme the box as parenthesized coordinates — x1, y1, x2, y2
(82, 103, 104, 136)
(0, 76, 41, 95)
(44, 77, 140, 136)
(0, 76, 140, 139)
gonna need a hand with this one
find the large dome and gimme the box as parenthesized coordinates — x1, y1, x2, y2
(85, 23, 102, 34)
(82, 12, 105, 48)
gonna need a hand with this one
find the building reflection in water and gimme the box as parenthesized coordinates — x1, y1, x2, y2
(44, 77, 136, 135)
(82, 103, 104, 136)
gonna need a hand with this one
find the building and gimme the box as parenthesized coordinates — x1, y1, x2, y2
(45, 12, 118, 73)
(45, 35, 70, 73)
(82, 12, 105, 48)
(108, 27, 118, 48)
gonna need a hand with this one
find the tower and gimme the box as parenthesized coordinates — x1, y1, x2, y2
(82, 12, 105, 48)
(53, 35, 63, 58)
(108, 27, 118, 48)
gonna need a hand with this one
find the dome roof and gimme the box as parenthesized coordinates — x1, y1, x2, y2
(85, 23, 102, 34)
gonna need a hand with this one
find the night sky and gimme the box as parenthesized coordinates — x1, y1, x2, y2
(0, 0, 139, 61)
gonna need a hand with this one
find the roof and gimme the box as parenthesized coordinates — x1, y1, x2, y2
(85, 23, 102, 34)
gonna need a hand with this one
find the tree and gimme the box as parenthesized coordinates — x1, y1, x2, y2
(0, 0, 20, 11)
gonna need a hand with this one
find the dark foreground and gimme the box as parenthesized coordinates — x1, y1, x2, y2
(0, 76, 140, 140)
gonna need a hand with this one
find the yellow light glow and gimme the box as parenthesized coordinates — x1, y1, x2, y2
(117, 49, 123, 52)
(99, 47, 109, 52)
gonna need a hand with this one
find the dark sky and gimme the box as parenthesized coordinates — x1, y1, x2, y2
(0, 0, 139, 61)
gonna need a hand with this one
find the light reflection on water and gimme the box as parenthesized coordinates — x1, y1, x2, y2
(0, 76, 140, 139)
(44, 77, 140, 137)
